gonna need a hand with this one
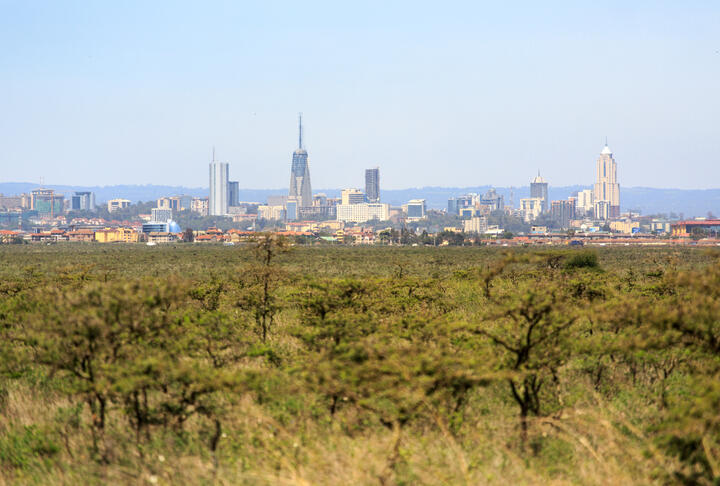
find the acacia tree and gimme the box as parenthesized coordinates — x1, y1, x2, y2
(293, 277, 377, 416)
(22, 279, 186, 459)
(327, 322, 487, 484)
(237, 233, 288, 343)
(294, 275, 487, 483)
(648, 263, 720, 482)
(470, 255, 579, 450)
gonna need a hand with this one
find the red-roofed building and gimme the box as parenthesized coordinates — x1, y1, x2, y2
(0, 230, 21, 243)
(31, 230, 68, 242)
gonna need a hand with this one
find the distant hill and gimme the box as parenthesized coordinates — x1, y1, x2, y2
(1, 183, 718, 218)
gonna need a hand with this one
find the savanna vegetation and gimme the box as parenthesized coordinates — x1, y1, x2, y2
(0, 242, 719, 485)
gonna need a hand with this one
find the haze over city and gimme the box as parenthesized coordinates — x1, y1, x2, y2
(2, 1, 719, 190)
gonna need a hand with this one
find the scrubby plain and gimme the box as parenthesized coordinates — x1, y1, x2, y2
(0, 242, 719, 485)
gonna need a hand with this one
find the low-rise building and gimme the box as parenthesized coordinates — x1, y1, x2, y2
(258, 205, 286, 221)
(670, 219, 720, 237)
(0, 230, 22, 243)
(142, 221, 181, 234)
(147, 232, 178, 243)
(285, 221, 318, 233)
(609, 220, 640, 234)
(336, 203, 389, 223)
(157, 197, 178, 211)
(650, 220, 671, 234)
(225, 229, 255, 243)
(107, 199, 131, 213)
(405, 199, 427, 221)
(30, 229, 68, 243)
(463, 216, 488, 234)
(191, 197, 209, 216)
(94, 227, 140, 243)
(231, 213, 257, 224)
(67, 229, 95, 242)
(342, 227, 376, 245)
(341, 188, 366, 205)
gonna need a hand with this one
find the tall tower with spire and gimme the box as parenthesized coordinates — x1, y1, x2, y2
(593, 142, 620, 219)
(288, 113, 312, 208)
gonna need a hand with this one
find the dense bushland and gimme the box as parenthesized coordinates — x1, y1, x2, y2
(0, 242, 718, 484)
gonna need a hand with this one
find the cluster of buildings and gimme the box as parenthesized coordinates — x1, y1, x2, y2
(444, 143, 627, 235)
(205, 116, 427, 226)
(1, 115, 718, 244)
(518, 143, 620, 224)
(0, 188, 94, 218)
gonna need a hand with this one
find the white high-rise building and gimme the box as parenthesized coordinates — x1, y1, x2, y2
(209, 151, 229, 216)
(593, 144, 620, 219)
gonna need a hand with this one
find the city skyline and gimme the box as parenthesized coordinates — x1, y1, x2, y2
(2, 2, 719, 189)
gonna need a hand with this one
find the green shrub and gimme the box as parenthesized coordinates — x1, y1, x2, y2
(564, 250, 599, 269)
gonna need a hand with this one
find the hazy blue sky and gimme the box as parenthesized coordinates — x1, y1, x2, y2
(1, 1, 719, 190)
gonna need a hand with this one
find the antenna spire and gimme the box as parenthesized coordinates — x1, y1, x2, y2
(605, 136, 608, 146)
(212, 146, 216, 162)
(298, 112, 303, 149)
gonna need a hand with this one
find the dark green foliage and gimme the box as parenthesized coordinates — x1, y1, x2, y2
(564, 250, 599, 270)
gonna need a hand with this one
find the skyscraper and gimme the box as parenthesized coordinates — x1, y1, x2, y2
(209, 150, 229, 216)
(530, 173, 549, 213)
(365, 167, 380, 202)
(593, 143, 620, 219)
(227, 181, 239, 207)
(289, 114, 312, 208)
